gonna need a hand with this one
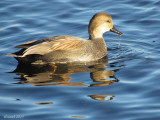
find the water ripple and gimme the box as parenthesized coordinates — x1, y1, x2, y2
(0, 0, 160, 120)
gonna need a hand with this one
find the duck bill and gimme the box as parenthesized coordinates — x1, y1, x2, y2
(110, 26, 122, 35)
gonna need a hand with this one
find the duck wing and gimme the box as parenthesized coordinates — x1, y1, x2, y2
(20, 36, 85, 57)
(15, 35, 69, 48)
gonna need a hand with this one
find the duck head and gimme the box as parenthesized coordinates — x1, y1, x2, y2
(88, 12, 122, 39)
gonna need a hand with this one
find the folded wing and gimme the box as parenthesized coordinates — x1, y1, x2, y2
(22, 38, 83, 57)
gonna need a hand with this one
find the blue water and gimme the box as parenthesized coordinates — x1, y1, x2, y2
(0, 0, 160, 120)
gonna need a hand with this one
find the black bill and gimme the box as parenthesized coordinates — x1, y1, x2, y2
(110, 26, 122, 35)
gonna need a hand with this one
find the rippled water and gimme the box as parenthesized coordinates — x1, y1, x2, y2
(0, 0, 160, 120)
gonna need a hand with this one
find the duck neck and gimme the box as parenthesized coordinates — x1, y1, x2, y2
(89, 33, 107, 51)
(89, 30, 104, 40)
(89, 34, 103, 40)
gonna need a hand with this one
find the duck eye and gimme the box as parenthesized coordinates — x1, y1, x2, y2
(107, 20, 110, 23)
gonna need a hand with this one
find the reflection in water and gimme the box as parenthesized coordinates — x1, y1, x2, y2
(89, 95, 115, 101)
(11, 57, 119, 87)
(36, 102, 53, 105)
(10, 57, 120, 102)
(90, 65, 119, 87)
(71, 116, 86, 118)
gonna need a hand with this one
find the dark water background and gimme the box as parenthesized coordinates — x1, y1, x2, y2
(0, 0, 160, 120)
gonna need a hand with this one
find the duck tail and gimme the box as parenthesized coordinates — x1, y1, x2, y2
(6, 53, 23, 57)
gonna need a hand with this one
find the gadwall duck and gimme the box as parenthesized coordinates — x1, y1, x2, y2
(7, 12, 122, 64)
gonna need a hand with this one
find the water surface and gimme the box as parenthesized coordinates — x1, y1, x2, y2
(0, 0, 160, 120)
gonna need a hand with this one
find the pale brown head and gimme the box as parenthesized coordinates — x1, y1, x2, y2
(88, 12, 122, 39)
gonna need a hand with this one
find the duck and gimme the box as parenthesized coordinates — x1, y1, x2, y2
(7, 12, 122, 64)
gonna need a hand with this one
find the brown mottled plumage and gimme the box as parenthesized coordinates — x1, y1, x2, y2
(7, 12, 122, 64)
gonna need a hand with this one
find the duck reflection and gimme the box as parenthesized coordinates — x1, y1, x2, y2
(11, 57, 119, 87)
(35, 102, 53, 105)
(88, 95, 115, 101)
